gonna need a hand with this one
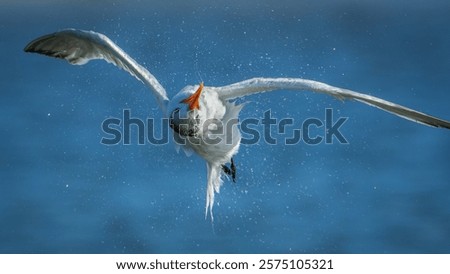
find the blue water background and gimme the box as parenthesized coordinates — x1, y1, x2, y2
(1, 0, 449, 253)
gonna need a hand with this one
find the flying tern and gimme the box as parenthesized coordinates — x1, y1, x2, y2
(24, 29, 450, 219)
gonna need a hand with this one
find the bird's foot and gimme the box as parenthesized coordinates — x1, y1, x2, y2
(221, 158, 236, 183)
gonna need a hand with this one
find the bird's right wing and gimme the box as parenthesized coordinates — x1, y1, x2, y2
(24, 29, 169, 114)
(212, 78, 450, 129)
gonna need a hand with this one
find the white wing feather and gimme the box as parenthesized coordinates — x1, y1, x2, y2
(24, 29, 169, 114)
(212, 78, 450, 129)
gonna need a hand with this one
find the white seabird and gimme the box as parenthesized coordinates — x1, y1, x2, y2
(24, 29, 450, 220)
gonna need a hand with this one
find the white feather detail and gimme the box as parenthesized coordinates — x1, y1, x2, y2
(205, 162, 223, 221)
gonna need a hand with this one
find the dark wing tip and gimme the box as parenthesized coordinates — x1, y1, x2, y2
(23, 32, 72, 60)
(24, 33, 54, 52)
(23, 45, 32, 52)
(24, 40, 39, 53)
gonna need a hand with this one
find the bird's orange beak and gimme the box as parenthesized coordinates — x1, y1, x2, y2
(181, 82, 204, 110)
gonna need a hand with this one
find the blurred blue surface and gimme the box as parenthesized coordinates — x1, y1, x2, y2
(1, 0, 449, 253)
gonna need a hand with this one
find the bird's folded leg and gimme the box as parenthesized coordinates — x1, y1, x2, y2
(230, 158, 236, 183)
(221, 158, 237, 183)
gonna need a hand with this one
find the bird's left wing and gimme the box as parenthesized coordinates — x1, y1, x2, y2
(24, 29, 169, 114)
(212, 77, 450, 129)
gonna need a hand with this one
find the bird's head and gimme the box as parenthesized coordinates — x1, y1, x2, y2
(168, 83, 204, 137)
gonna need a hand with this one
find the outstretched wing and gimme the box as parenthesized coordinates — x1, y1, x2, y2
(24, 29, 169, 114)
(212, 78, 450, 129)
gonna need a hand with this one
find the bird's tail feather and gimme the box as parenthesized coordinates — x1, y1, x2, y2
(205, 162, 223, 221)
